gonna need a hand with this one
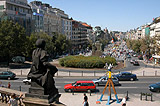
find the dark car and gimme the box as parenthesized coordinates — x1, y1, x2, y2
(64, 80, 96, 92)
(114, 72, 137, 81)
(138, 55, 143, 60)
(127, 55, 131, 58)
(130, 59, 135, 64)
(133, 61, 139, 66)
(149, 82, 160, 92)
(0, 71, 16, 80)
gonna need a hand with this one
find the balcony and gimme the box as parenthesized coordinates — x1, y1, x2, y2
(6, 0, 30, 9)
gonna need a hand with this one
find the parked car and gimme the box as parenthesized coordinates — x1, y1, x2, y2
(12, 56, 25, 63)
(64, 80, 96, 92)
(0, 71, 16, 80)
(114, 72, 137, 81)
(149, 82, 160, 92)
(127, 55, 131, 58)
(138, 55, 143, 60)
(23, 79, 31, 84)
(130, 59, 135, 64)
(92, 76, 120, 86)
(133, 54, 137, 57)
(133, 61, 139, 66)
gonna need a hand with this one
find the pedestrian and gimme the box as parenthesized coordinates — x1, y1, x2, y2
(83, 93, 89, 106)
(0, 81, 2, 87)
(8, 82, 11, 88)
(121, 96, 127, 106)
(0, 81, 4, 87)
(8, 93, 23, 106)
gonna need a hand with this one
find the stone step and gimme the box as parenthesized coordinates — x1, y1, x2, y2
(23, 97, 65, 106)
(29, 87, 45, 95)
(25, 93, 49, 99)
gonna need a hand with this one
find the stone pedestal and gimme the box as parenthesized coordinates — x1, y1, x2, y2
(92, 41, 103, 56)
(23, 81, 65, 106)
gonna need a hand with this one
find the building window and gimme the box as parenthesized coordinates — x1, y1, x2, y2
(0, 5, 4, 10)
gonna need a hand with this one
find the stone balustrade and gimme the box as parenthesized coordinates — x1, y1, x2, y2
(0, 87, 25, 105)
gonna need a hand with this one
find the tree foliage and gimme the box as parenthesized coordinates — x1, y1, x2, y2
(126, 36, 152, 55)
(0, 20, 26, 62)
(99, 39, 109, 51)
(52, 32, 71, 56)
(26, 32, 72, 59)
(25, 32, 55, 58)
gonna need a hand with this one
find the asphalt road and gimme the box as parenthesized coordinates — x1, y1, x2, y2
(1, 76, 160, 96)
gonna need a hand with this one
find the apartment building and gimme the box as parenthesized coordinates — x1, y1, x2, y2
(0, 0, 32, 35)
(29, 1, 44, 33)
(30, 1, 61, 36)
(53, 8, 72, 40)
(72, 20, 89, 53)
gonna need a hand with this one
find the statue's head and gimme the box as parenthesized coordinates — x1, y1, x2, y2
(36, 39, 46, 49)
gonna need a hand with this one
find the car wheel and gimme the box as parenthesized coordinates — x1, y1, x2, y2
(64, 89, 68, 92)
(8, 77, 11, 80)
(95, 83, 99, 86)
(68, 89, 72, 92)
(130, 78, 134, 81)
(157, 89, 160, 93)
(87, 89, 91, 93)
(26, 82, 29, 85)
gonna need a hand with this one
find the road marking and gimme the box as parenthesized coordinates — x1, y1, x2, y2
(56, 81, 73, 84)
(116, 87, 147, 89)
(0, 80, 22, 83)
(56, 86, 63, 89)
(117, 87, 138, 88)
(119, 81, 154, 84)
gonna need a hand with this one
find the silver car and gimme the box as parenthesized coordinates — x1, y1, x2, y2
(92, 76, 120, 86)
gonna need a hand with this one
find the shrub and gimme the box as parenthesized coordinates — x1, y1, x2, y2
(59, 56, 116, 68)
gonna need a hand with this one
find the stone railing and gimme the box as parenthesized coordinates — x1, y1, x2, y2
(0, 87, 25, 105)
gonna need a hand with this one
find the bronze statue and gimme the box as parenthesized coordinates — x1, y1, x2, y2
(27, 39, 61, 103)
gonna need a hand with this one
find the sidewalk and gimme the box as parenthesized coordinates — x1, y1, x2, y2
(0, 66, 160, 77)
(0, 93, 159, 106)
(59, 93, 160, 106)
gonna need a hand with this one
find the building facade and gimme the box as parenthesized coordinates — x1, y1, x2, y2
(53, 8, 72, 40)
(29, 1, 44, 33)
(0, 0, 32, 35)
(72, 20, 89, 53)
(30, 1, 61, 36)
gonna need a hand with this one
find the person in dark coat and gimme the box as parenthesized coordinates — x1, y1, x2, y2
(27, 39, 61, 103)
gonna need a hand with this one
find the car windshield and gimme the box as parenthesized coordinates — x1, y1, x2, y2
(112, 77, 117, 80)
(156, 82, 160, 86)
(97, 77, 104, 80)
(72, 81, 77, 86)
(7, 71, 13, 74)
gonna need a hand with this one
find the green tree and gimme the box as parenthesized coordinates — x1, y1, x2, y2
(132, 40, 141, 53)
(151, 35, 160, 55)
(52, 32, 71, 56)
(126, 39, 132, 49)
(99, 39, 109, 51)
(25, 32, 54, 58)
(0, 20, 26, 63)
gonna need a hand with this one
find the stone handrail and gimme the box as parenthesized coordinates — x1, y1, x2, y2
(0, 87, 25, 105)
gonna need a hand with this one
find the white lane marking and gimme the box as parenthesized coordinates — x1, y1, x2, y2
(56, 86, 63, 88)
(120, 81, 156, 84)
(116, 87, 140, 89)
(0, 80, 22, 83)
(56, 81, 73, 84)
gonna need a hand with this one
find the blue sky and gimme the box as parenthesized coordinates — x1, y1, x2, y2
(28, 0, 160, 32)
